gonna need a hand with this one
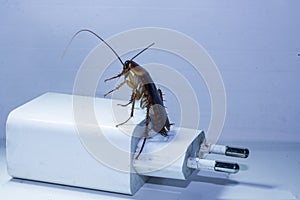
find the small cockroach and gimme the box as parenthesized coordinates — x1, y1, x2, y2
(66, 29, 172, 159)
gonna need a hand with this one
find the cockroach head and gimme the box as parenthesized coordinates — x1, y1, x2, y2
(124, 60, 131, 70)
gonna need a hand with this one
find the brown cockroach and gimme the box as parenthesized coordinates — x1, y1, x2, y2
(67, 29, 172, 159)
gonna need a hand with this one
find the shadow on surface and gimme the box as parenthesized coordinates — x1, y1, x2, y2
(147, 170, 275, 190)
(4, 171, 276, 200)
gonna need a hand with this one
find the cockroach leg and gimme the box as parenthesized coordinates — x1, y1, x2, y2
(104, 80, 126, 97)
(117, 101, 132, 107)
(135, 138, 146, 160)
(135, 104, 150, 159)
(157, 89, 163, 100)
(116, 93, 136, 127)
(117, 92, 134, 107)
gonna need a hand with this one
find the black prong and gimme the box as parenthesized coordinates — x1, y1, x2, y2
(215, 161, 239, 173)
(225, 146, 250, 158)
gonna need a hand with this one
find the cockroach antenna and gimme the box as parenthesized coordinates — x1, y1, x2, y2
(61, 29, 124, 66)
(130, 42, 155, 61)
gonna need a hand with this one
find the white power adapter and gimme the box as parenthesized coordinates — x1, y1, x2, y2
(6, 93, 248, 195)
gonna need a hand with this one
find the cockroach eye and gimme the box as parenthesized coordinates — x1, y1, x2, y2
(124, 61, 130, 69)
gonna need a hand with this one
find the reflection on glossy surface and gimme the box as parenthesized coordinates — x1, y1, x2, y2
(0, 140, 299, 200)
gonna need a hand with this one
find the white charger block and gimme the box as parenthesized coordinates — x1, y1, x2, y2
(6, 93, 204, 195)
(6, 93, 148, 195)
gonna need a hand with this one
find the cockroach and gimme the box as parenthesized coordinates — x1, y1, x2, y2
(66, 29, 172, 159)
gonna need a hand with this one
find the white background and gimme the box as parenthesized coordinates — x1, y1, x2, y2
(0, 0, 299, 143)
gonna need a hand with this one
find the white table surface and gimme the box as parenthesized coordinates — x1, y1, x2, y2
(0, 140, 299, 200)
